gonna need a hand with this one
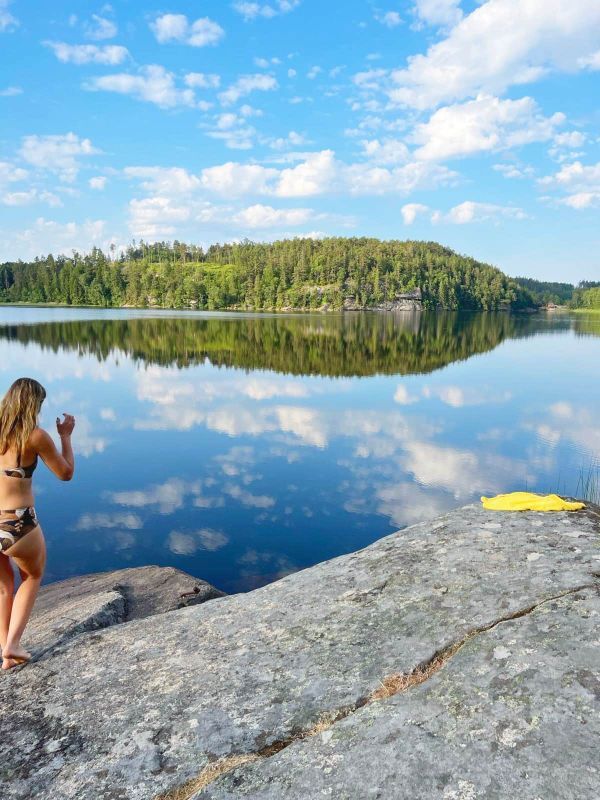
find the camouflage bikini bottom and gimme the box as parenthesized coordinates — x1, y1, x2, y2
(0, 507, 39, 553)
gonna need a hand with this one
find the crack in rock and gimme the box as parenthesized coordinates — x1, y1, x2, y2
(156, 581, 597, 800)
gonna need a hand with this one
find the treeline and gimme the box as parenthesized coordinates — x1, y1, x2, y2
(515, 277, 600, 308)
(0, 238, 535, 311)
(571, 285, 600, 309)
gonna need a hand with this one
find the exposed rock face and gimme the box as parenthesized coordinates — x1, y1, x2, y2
(14, 566, 225, 664)
(1, 505, 599, 800)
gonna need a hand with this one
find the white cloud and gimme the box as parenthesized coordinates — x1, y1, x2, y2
(412, 0, 462, 28)
(403, 199, 526, 225)
(150, 14, 224, 47)
(19, 133, 99, 182)
(84, 14, 117, 40)
(493, 162, 535, 179)
(201, 162, 278, 195)
(307, 65, 322, 80)
(433, 201, 528, 224)
(578, 50, 600, 70)
(199, 149, 454, 198)
(86, 65, 196, 109)
(385, 0, 600, 109)
(233, 1, 301, 20)
(401, 203, 429, 225)
(124, 166, 202, 195)
(539, 160, 600, 209)
(0, 217, 106, 261)
(233, 204, 315, 228)
(219, 73, 278, 105)
(1, 189, 61, 207)
(0, 0, 17, 32)
(128, 196, 191, 237)
(361, 138, 410, 165)
(184, 72, 221, 89)
(376, 11, 402, 28)
(0, 85, 22, 96)
(268, 131, 308, 150)
(411, 95, 564, 161)
(45, 41, 129, 65)
(0, 160, 28, 187)
(89, 176, 107, 190)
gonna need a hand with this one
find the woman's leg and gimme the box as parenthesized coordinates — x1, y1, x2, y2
(2, 526, 46, 669)
(0, 554, 15, 652)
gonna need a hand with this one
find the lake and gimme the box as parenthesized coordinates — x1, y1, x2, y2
(1, 307, 598, 593)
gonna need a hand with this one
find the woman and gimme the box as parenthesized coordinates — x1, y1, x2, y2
(0, 378, 75, 670)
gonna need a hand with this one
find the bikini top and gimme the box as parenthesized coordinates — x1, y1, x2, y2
(1, 456, 38, 479)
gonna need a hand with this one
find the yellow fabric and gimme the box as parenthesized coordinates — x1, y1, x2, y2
(481, 492, 585, 512)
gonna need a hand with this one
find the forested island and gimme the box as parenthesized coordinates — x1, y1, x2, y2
(1, 238, 597, 312)
(0, 238, 534, 311)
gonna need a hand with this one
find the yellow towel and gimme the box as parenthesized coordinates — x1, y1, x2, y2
(481, 492, 585, 512)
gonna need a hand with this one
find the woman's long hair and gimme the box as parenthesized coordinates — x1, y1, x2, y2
(0, 378, 46, 462)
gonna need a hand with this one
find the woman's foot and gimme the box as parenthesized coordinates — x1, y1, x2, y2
(2, 656, 24, 670)
(1, 645, 31, 669)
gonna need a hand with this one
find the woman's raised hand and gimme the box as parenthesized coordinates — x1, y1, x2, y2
(56, 413, 76, 437)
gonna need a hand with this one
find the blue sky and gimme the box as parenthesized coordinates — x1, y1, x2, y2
(1, 0, 599, 281)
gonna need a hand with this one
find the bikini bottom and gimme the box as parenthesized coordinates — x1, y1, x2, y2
(0, 507, 39, 553)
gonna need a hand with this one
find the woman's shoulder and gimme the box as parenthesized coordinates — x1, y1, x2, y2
(29, 427, 52, 449)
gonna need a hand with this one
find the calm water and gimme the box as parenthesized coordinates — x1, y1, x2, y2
(1, 307, 598, 593)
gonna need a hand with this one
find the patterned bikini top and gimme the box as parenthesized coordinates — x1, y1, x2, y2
(1, 456, 38, 479)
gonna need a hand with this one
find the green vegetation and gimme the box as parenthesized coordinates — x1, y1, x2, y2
(571, 285, 600, 310)
(0, 238, 535, 311)
(575, 463, 600, 505)
(514, 277, 575, 306)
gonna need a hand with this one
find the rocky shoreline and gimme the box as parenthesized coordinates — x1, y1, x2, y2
(1, 503, 599, 799)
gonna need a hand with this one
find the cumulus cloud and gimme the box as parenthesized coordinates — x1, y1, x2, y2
(383, 0, 600, 109)
(233, 204, 315, 228)
(1, 189, 61, 207)
(539, 160, 600, 209)
(411, 95, 564, 161)
(184, 72, 221, 89)
(0, 217, 106, 261)
(361, 138, 410, 165)
(86, 65, 196, 109)
(84, 13, 118, 40)
(19, 132, 99, 182)
(150, 14, 224, 47)
(402, 200, 526, 225)
(400, 203, 429, 225)
(127, 149, 454, 204)
(45, 41, 129, 65)
(218, 73, 278, 105)
(433, 201, 528, 224)
(233, 1, 301, 20)
(412, 0, 462, 28)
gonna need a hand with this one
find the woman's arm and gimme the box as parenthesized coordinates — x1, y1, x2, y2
(31, 414, 76, 481)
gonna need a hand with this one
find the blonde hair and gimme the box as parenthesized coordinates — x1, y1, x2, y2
(0, 378, 46, 463)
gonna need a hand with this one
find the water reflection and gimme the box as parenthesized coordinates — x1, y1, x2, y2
(3, 310, 597, 376)
(0, 308, 598, 593)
